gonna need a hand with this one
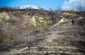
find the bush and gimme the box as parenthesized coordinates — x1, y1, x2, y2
(69, 10, 76, 14)
(0, 23, 3, 43)
(34, 15, 52, 28)
(15, 10, 20, 13)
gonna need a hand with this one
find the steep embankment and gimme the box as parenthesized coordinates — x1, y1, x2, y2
(35, 13, 85, 55)
(0, 11, 53, 51)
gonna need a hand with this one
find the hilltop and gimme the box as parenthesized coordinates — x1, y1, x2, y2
(0, 8, 85, 55)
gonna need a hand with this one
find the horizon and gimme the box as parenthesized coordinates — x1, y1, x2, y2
(0, 0, 85, 10)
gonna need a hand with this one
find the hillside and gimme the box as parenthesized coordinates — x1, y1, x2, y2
(0, 8, 85, 55)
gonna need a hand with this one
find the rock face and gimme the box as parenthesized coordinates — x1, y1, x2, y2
(0, 10, 85, 55)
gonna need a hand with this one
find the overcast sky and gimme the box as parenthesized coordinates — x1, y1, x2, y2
(0, 0, 85, 10)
